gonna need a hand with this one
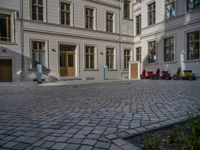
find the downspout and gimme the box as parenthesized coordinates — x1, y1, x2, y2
(20, 0, 25, 81)
(119, 0, 122, 78)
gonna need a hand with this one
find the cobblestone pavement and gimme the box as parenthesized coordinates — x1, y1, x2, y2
(0, 80, 200, 150)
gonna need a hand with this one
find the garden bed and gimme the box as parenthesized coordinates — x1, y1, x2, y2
(126, 116, 200, 150)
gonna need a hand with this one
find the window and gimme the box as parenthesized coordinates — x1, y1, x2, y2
(85, 8, 94, 29)
(124, 0, 130, 18)
(136, 47, 141, 62)
(164, 37, 174, 62)
(136, 15, 141, 35)
(85, 46, 95, 69)
(148, 2, 156, 25)
(32, 0, 44, 21)
(187, 31, 199, 60)
(61, 2, 71, 25)
(32, 41, 45, 68)
(106, 48, 114, 69)
(165, 0, 176, 19)
(187, 0, 200, 11)
(0, 13, 11, 42)
(124, 49, 131, 69)
(106, 12, 114, 32)
(148, 41, 156, 63)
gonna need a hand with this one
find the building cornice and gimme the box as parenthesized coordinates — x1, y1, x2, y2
(21, 19, 134, 38)
(24, 28, 134, 44)
(82, 0, 121, 9)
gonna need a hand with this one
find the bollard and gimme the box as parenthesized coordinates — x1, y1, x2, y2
(37, 64, 42, 84)
(104, 65, 108, 80)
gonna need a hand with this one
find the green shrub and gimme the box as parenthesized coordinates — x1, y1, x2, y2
(169, 128, 181, 144)
(185, 136, 200, 150)
(188, 116, 200, 138)
(145, 134, 162, 150)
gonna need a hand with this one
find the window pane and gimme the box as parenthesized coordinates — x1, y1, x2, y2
(38, 7, 43, 21)
(38, 0, 43, 5)
(32, 41, 45, 68)
(68, 54, 74, 67)
(124, 0, 130, 18)
(85, 8, 94, 29)
(187, 31, 199, 60)
(0, 13, 11, 41)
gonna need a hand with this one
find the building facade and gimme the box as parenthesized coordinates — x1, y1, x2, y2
(0, 0, 200, 82)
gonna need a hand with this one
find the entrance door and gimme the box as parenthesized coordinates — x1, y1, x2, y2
(131, 63, 138, 79)
(60, 45, 76, 77)
(0, 59, 12, 81)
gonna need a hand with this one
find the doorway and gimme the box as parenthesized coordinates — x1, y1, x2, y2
(0, 59, 12, 81)
(131, 63, 138, 79)
(60, 44, 76, 77)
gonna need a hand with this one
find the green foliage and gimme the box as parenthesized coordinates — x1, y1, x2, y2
(188, 116, 200, 138)
(145, 134, 162, 150)
(169, 128, 181, 144)
(185, 136, 200, 150)
(184, 116, 200, 150)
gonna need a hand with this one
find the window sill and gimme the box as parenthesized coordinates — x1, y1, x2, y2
(184, 59, 200, 63)
(123, 17, 133, 21)
(30, 20, 46, 23)
(162, 61, 177, 64)
(122, 69, 129, 71)
(85, 28, 96, 31)
(0, 41, 17, 45)
(28, 68, 50, 71)
(148, 23, 156, 27)
(186, 7, 200, 14)
(84, 69, 99, 71)
(147, 62, 157, 65)
(108, 69, 118, 71)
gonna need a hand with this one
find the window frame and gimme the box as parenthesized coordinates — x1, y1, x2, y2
(85, 7, 95, 30)
(186, 0, 200, 12)
(136, 14, 141, 35)
(165, 0, 176, 19)
(136, 47, 141, 62)
(124, 49, 131, 70)
(84, 45, 97, 70)
(60, 1, 71, 26)
(164, 36, 175, 62)
(148, 2, 156, 26)
(148, 41, 157, 63)
(0, 12, 12, 42)
(124, 0, 131, 19)
(31, 0, 44, 21)
(31, 40, 46, 69)
(186, 31, 200, 60)
(106, 47, 115, 70)
(106, 12, 114, 33)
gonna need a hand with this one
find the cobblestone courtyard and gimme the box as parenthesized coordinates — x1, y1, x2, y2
(0, 80, 200, 150)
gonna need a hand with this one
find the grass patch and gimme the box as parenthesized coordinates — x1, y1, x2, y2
(127, 116, 200, 150)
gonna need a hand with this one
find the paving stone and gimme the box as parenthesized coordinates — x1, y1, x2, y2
(51, 143, 67, 149)
(41, 141, 55, 148)
(82, 139, 97, 146)
(64, 144, 80, 150)
(0, 81, 200, 149)
(67, 138, 83, 144)
(79, 145, 92, 150)
(95, 141, 110, 149)
(112, 139, 128, 146)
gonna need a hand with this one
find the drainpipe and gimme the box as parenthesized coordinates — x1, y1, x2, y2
(20, 0, 25, 81)
(119, 0, 122, 78)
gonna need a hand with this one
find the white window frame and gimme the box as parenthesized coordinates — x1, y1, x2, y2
(0, 10, 15, 43)
(84, 6, 96, 30)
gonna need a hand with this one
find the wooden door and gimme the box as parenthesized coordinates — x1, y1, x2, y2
(0, 59, 12, 81)
(60, 45, 75, 77)
(131, 63, 138, 79)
